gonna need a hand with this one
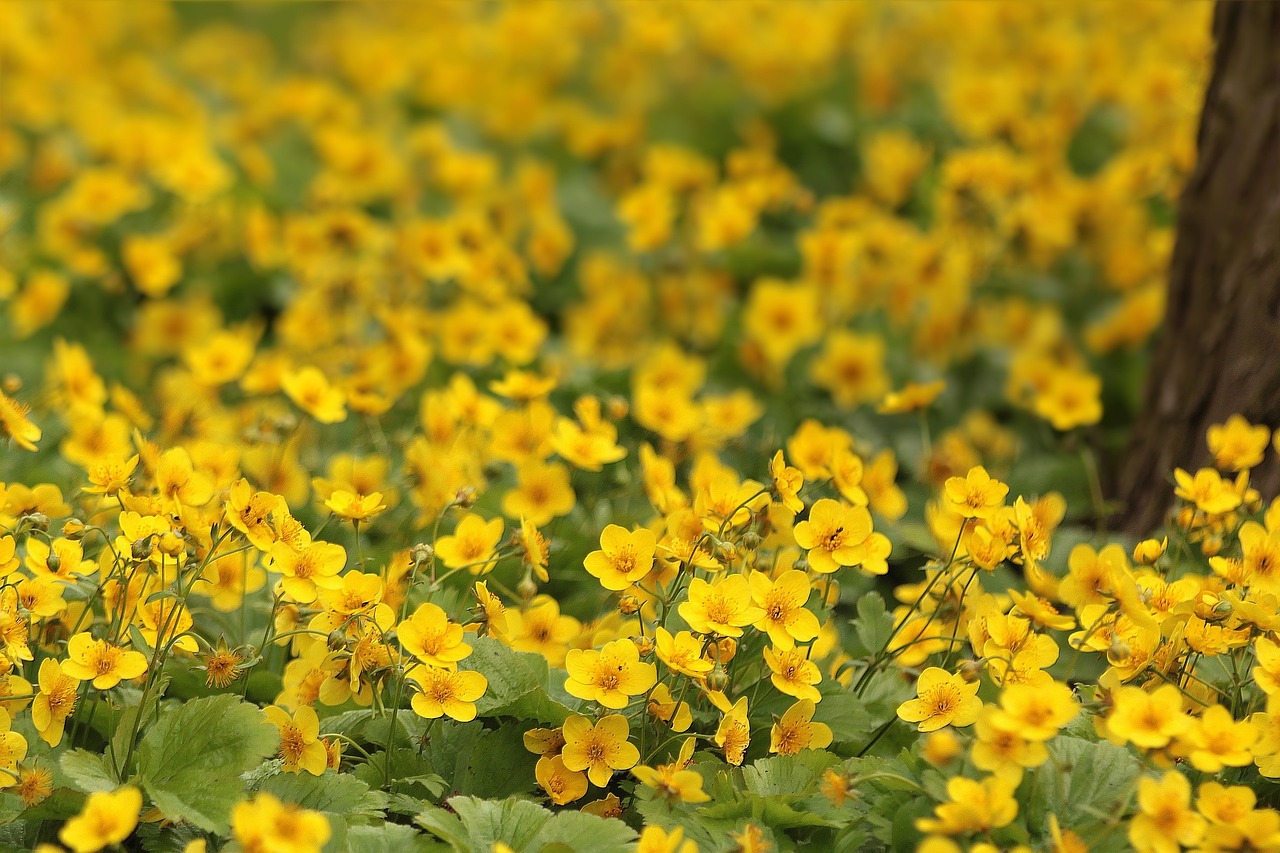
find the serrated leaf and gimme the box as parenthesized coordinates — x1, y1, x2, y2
(1023, 736, 1140, 841)
(436, 796, 551, 852)
(60, 749, 118, 792)
(742, 751, 839, 798)
(467, 636, 578, 724)
(136, 694, 279, 833)
(531, 809, 638, 852)
(347, 823, 441, 853)
(854, 593, 894, 656)
(259, 769, 386, 819)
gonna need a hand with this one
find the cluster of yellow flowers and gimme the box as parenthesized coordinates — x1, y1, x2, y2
(0, 1, 1237, 852)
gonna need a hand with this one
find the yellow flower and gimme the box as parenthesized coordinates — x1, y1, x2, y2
(397, 602, 471, 667)
(770, 699, 833, 755)
(878, 380, 946, 415)
(0, 391, 40, 452)
(714, 697, 751, 766)
(264, 704, 327, 776)
(518, 517, 550, 583)
(0, 707, 28, 776)
(583, 524, 657, 591)
(269, 540, 347, 604)
(793, 498, 887, 575)
(654, 628, 714, 679)
(896, 667, 982, 732)
(647, 683, 692, 733)
(324, 489, 387, 522)
(560, 714, 640, 787)
(1129, 771, 1205, 853)
(995, 681, 1078, 741)
(1177, 703, 1256, 773)
(225, 479, 285, 552)
(637, 826, 698, 853)
(536, 755, 588, 805)
(564, 638, 657, 709)
(31, 659, 80, 747)
(501, 460, 576, 527)
(763, 646, 822, 702)
(1173, 467, 1242, 516)
(1207, 414, 1270, 471)
(633, 738, 710, 803)
(59, 786, 142, 853)
(232, 793, 330, 853)
(408, 665, 488, 722)
(971, 705, 1047, 781)
(916, 775, 1018, 836)
(62, 633, 148, 690)
(769, 451, 804, 513)
(1105, 684, 1191, 749)
(942, 466, 1009, 520)
(749, 569, 820, 649)
(281, 367, 347, 424)
(679, 575, 765, 638)
(435, 513, 504, 573)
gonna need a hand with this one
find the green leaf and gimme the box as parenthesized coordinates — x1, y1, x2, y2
(467, 636, 579, 725)
(258, 769, 387, 819)
(853, 593, 894, 656)
(416, 796, 636, 853)
(347, 823, 442, 853)
(531, 810, 638, 852)
(60, 749, 118, 792)
(1023, 736, 1141, 843)
(136, 694, 279, 833)
(422, 720, 537, 799)
(426, 796, 550, 852)
(743, 751, 839, 798)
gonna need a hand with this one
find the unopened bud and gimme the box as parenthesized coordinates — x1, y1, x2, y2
(1201, 535, 1223, 558)
(958, 659, 984, 682)
(714, 637, 738, 663)
(44, 553, 61, 573)
(455, 487, 477, 509)
(738, 531, 762, 552)
(606, 396, 629, 420)
(1, 375, 21, 394)
(132, 537, 154, 561)
(159, 531, 185, 556)
(517, 577, 538, 601)
(618, 594, 641, 615)
(632, 635, 654, 657)
(706, 665, 730, 692)
(22, 513, 49, 532)
(1133, 537, 1167, 566)
(1213, 599, 1234, 617)
(327, 630, 347, 651)
(410, 543, 435, 564)
(62, 518, 85, 539)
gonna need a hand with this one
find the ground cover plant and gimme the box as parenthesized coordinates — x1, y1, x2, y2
(3, 2, 1275, 852)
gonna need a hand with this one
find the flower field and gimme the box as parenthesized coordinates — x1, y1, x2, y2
(5, 2, 1277, 852)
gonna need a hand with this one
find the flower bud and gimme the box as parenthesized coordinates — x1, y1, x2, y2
(706, 665, 730, 693)
(517, 577, 538, 601)
(632, 635, 654, 657)
(618, 594, 641, 615)
(1107, 638, 1131, 666)
(44, 553, 61, 573)
(410, 543, 435, 564)
(1132, 537, 1167, 565)
(958, 658, 984, 682)
(606, 396, 629, 420)
(159, 531, 185, 556)
(738, 530, 762, 552)
(21, 513, 49, 532)
(1, 375, 21, 394)
(327, 630, 348, 651)
(62, 518, 86, 539)
(132, 537, 155, 561)
(455, 487, 477, 509)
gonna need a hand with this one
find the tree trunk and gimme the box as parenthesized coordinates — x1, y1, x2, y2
(1116, 1, 1280, 535)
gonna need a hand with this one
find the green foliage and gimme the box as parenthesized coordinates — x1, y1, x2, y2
(135, 695, 279, 833)
(416, 796, 638, 853)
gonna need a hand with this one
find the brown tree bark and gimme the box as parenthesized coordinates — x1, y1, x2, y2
(1117, 1, 1280, 535)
